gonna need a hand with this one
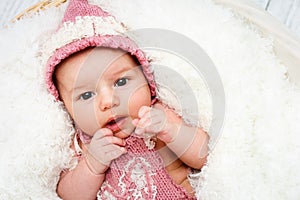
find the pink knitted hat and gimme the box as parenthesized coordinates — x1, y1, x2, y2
(44, 0, 156, 100)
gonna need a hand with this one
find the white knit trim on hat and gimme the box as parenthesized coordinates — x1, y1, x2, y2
(42, 15, 127, 63)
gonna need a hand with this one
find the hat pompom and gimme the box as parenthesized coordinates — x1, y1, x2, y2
(62, 0, 110, 23)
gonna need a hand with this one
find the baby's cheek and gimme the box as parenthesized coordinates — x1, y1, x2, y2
(128, 86, 151, 118)
(73, 103, 99, 135)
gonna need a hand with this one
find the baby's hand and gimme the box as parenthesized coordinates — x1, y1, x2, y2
(132, 103, 182, 143)
(85, 128, 127, 174)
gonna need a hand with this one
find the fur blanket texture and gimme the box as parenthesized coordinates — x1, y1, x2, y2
(0, 0, 300, 199)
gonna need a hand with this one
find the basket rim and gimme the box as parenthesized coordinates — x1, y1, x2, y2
(12, 0, 67, 23)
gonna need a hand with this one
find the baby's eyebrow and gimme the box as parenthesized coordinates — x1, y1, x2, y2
(111, 65, 134, 76)
(107, 66, 137, 80)
(72, 81, 95, 92)
(73, 84, 86, 91)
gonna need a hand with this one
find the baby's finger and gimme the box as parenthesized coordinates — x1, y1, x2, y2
(99, 135, 126, 147)
(137, 115, 152, 128)
(90, 146, 126, 166)
(134, 117, 152, 135)
(144, 120, 165, 133)
(139, 108, 164, 126)
(137, 112, 168, 134)
(134, 126, 145, 135)
(136, 106, 163, 126)
(100, 144, 126, 154)
(106, 146, 127, 161)
(93, 128, 113, 140)
(132, 118, 139, 126)
(138, 106, 151, 118)
(135, 110, 157, 132)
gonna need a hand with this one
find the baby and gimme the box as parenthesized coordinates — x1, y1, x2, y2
(43, 0, 209, 199)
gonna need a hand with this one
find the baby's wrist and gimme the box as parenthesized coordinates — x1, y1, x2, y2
(166, 125, 196, 155)
(158, 123, 180, 144)
(159, 108, 183, 143)
(83, 153, 108, 176)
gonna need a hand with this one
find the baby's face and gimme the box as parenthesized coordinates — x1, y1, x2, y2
(55, 47, 151, 139)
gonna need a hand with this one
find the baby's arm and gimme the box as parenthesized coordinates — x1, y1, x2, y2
(133, 103, 209, 169)
(57, 128, 126, 200)
(57, 154, 105, 200)
(165, 121, 209, 169)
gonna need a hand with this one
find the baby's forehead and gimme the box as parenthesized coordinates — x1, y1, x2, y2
(56, 48, 93, 74)
(58, 47, 140, 84)
(58, 47, 136, 73)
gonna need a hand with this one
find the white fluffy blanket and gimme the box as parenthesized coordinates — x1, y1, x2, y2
(1, 0, 300, 199)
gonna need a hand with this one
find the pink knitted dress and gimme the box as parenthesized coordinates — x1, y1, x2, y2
(96, 135, 196, 199)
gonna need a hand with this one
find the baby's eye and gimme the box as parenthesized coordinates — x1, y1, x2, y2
(114, 78, 128, 87)
(80, 92, 95, 100)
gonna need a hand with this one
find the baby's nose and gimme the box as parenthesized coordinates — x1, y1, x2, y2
(98, 87, 119, 111)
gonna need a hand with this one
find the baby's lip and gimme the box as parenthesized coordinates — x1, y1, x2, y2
(104, 116, 127, 133)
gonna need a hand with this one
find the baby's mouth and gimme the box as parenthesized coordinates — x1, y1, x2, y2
(104, 116, 127, 133)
